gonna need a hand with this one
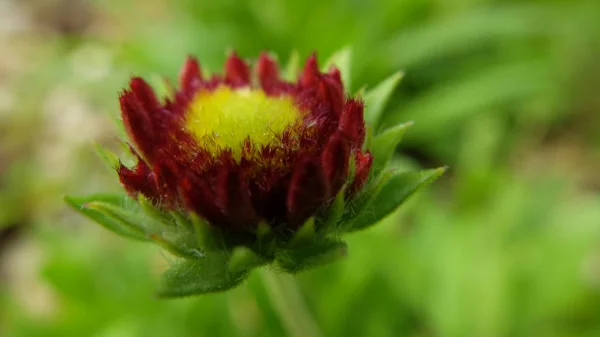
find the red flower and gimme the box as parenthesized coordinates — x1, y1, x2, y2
(118, 52, 372, 234)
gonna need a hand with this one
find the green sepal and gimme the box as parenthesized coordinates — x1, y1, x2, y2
(149, 234, 203, 260)
(169, 210, 193, 231)
(349, 167, 447, 232)
(318, 188, 346, 235)
(363, 71, 404, 130)
(229, 246, 269, 274)
(340, 170, 393, 231)
(324, 47, 352, 91)
(370, 121, 413, 177)
(64, 194, 149, 242)
(275, 240, 348, 274)
(189, 213, 223, 252)
(290, 217, 315, 246)
(94, 143, 119, 171)
(157, 253, 249, 297)
(138, 195, 171, 224)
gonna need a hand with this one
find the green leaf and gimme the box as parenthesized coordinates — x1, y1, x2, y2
(84, 200, 160, 235)
(228, 246, 269, 274)
(65, 194, 149, 241)
(324, 47, 352, 92)
(370, 121, 413, 177)
(158, 253, 249, 297)
(349, 167, 447, 232)
(276, 240, 348, 274)
(340, 170, 393, 231)
(363, 71, 404, 130)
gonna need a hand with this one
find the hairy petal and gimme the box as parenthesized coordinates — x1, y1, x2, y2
(117, 159, 160, 200)
(339, 99, 366, 149)
(287, 157, 330, 227)
(216, 167, 259, 229)
(349, 151, 373, 195)
(299, 52, 320, 87)
(256, 52, 280, 94)
(180, 173, 224, 226)
(179, 56, 203, 97)
(225, 52, 250, 87)
(321, 133, 350, 195)
(120, 86, 156, 161)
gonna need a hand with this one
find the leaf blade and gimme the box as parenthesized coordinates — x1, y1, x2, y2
(349, 167, 447, 232)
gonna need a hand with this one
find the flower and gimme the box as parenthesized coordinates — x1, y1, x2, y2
(66, 50, 445, 297)
(117, 52, 371, 233)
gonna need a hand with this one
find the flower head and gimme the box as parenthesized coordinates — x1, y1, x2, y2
(66, 50, 445, 297)
(118, 52, 370, 233)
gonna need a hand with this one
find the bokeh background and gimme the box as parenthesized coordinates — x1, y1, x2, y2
(1, 0, 600, 336)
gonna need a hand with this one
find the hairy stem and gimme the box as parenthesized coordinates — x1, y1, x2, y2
(260, 270, 323, 337)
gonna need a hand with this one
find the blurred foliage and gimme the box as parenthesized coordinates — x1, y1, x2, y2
(1, 0, 599, 336)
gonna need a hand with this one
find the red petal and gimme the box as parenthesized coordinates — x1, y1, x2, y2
(287, 157, 330, 227)
(130, 77, 161, 114)
(180, 173, 224, 226)
(329, 67, 342, 86)
(117, 158, 160, 200)
(179, 56, 202, 96)
(349, 151, 373, 195)
(216, 167, 258, 229)
(257, 52, 280, 94)
(299, 52, 320, 87)
(339, 99, 366, 149)
(225, 52, 250, 87)
(321, 133, 350, 195)
(120, 89, 156, 161)
(318, 75, 345, 116)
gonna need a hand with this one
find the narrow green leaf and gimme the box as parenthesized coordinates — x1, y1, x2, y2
(370, 121, 414, 177)
(94, 143, 119, 171)
(85, 201, 160, 235)
(189, 213, 226, 252)
(158, 253, 248, 297)
(323, 47, 352, 91)
(65, 194, 149, 241)
(229, 246, 269, 274)
(276, 240, 347, 274)
(364, 71, 404, 129)
(349, 167, 447, 232)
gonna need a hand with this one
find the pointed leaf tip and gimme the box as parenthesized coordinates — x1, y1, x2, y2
(364, 71, 405, 129)
(349, 167, 447, 232)
(370, 121, 414, 177)
(65, 194, 150, 241)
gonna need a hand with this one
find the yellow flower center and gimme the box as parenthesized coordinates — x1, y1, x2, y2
(185, 86, 302, 157)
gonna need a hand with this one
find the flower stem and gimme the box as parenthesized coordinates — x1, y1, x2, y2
(260, 270, 323, 337)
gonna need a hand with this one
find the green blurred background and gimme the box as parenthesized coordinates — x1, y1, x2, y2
(1, 0, 600, 336)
